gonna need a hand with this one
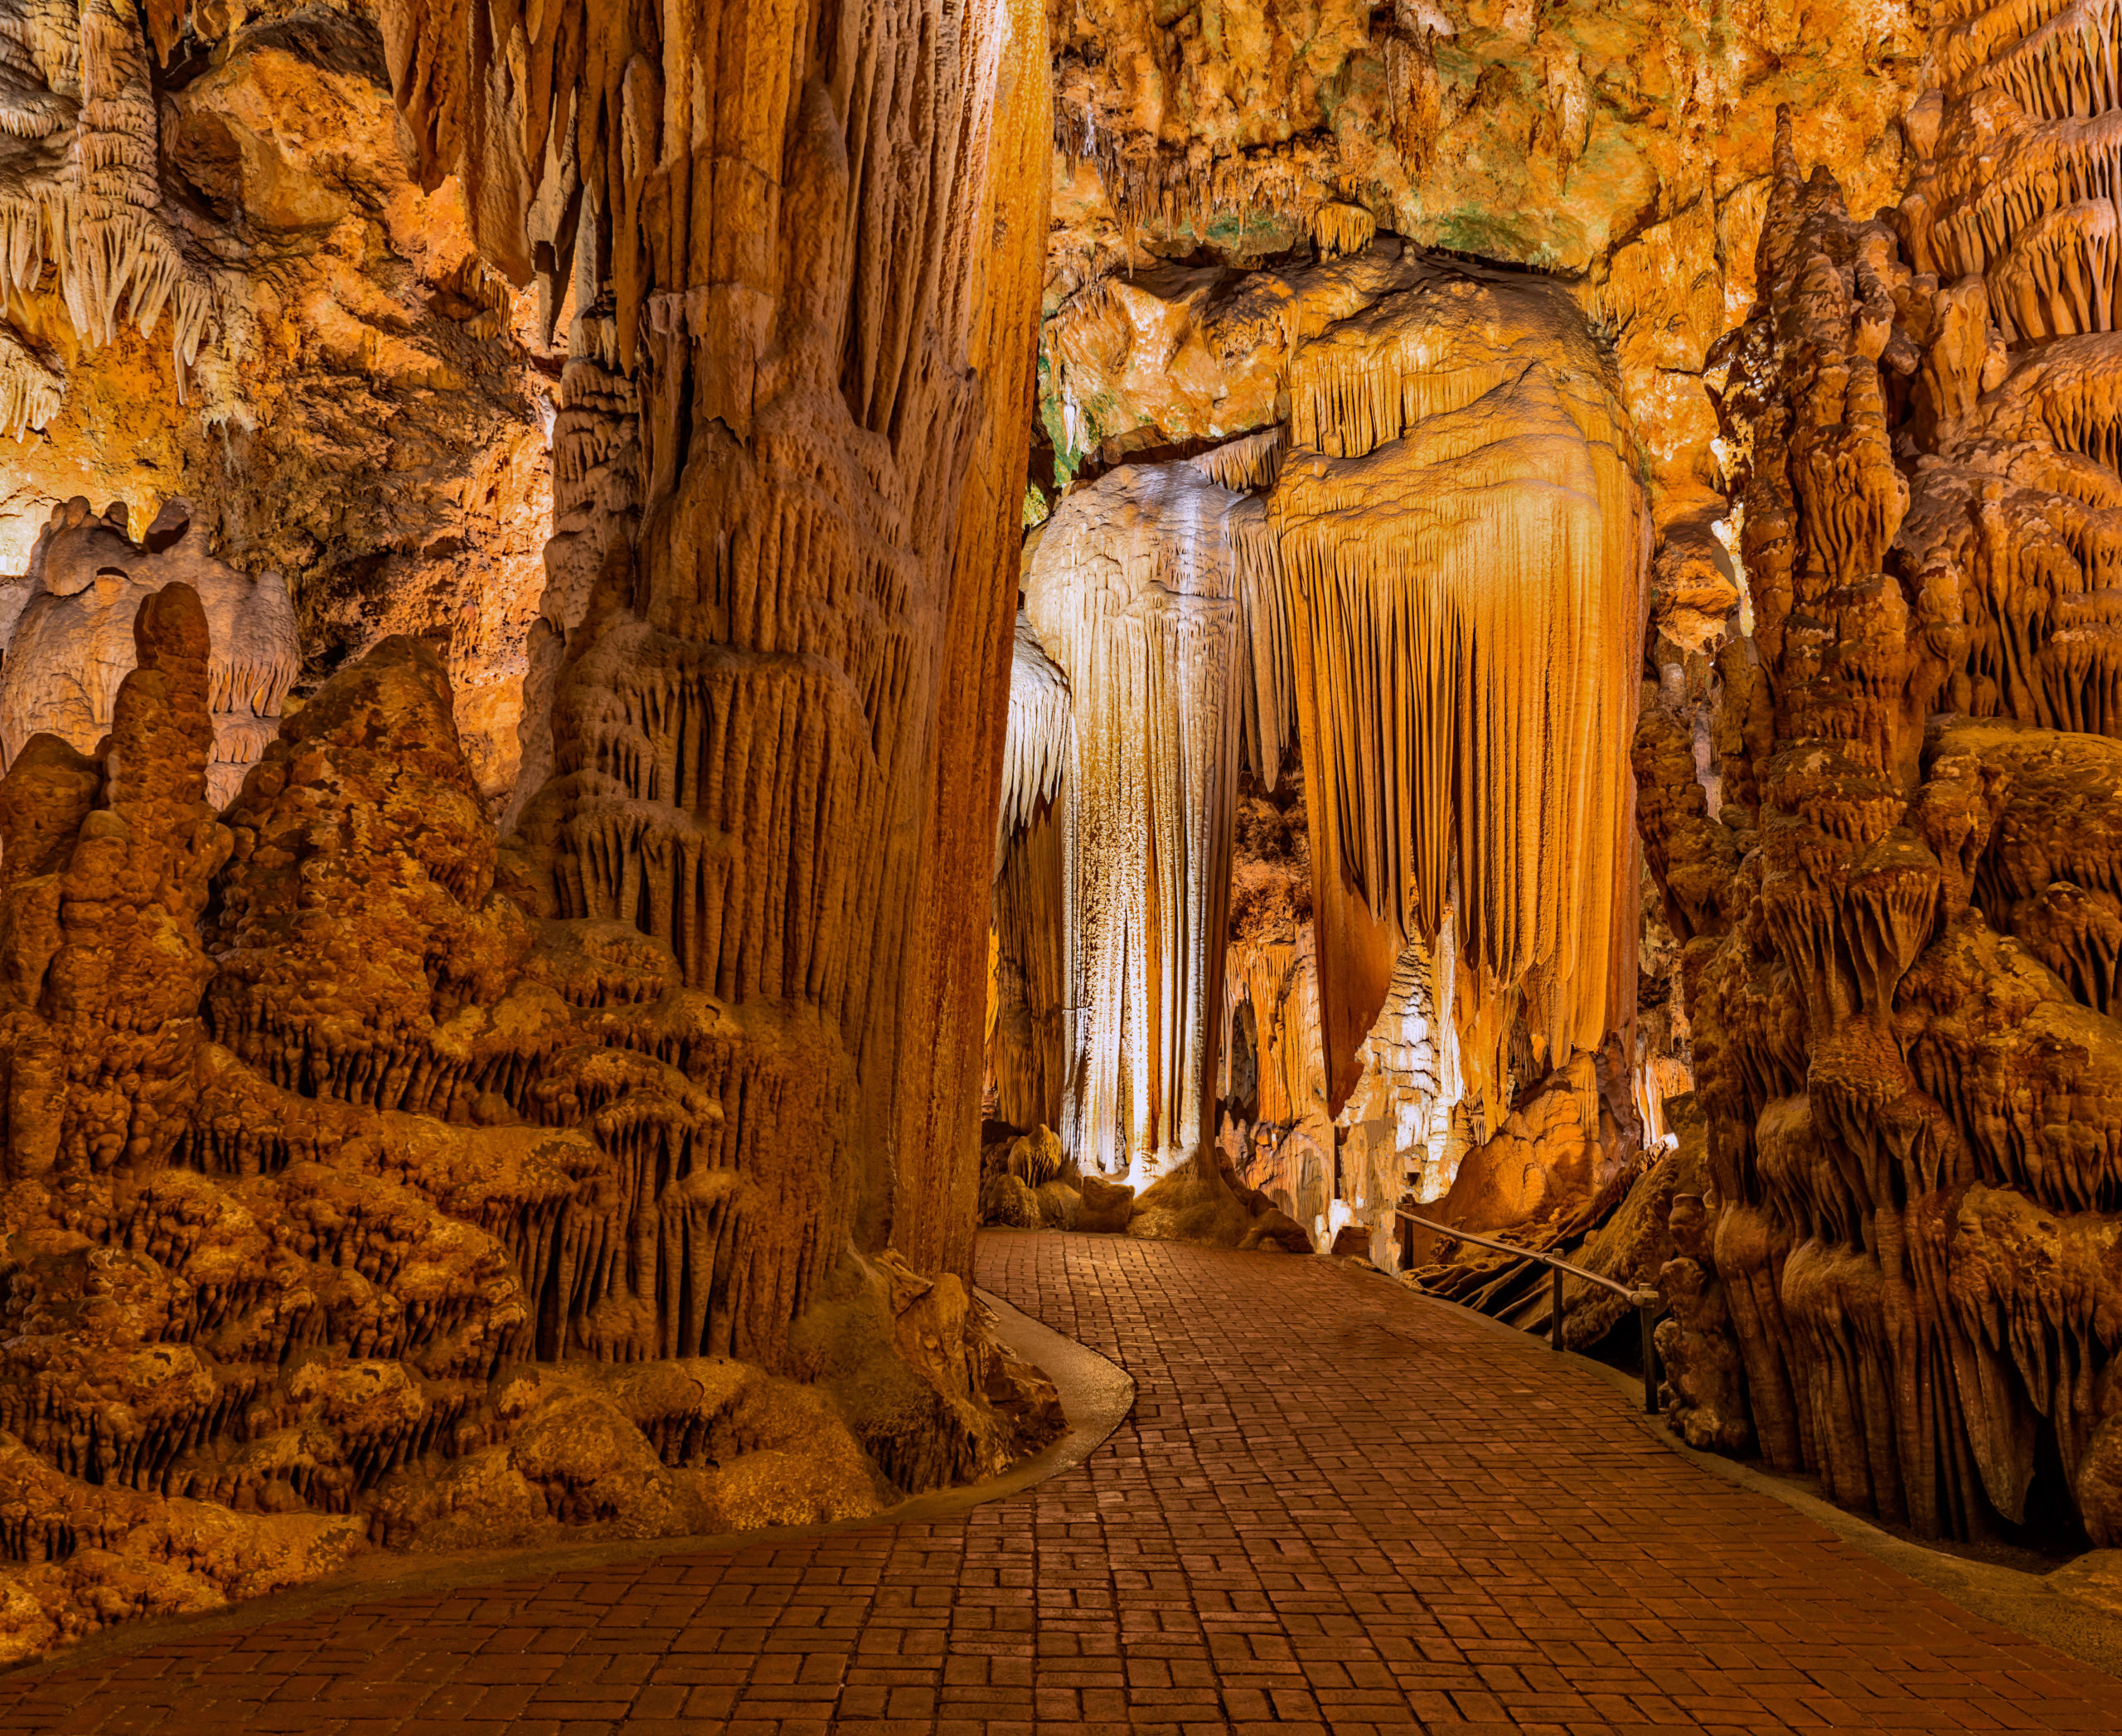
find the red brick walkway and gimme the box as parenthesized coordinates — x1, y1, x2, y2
(2, 1232, 2119, 1734)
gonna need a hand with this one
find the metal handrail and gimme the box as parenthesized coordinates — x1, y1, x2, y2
(1396, 1206, 1664, 1414)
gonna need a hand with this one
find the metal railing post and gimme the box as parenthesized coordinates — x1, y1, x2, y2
(1639, 1300, 1659, 1414)
(1395, 1207, 1665, 1415)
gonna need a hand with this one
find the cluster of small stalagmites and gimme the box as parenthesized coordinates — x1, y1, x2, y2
(1631, 95, 2122, 1541)
(0, 497, 297, 807)
(0, 595, 1062, 1661)
(977, 1125, 1139, 1238)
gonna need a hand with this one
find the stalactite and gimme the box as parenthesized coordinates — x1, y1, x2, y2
(1222, 937, 1325, 1128)
(0, 321, 61, 441)
(1230, 492, 1296, 789)
(996, 610, 1070, 866)
(1186, 427, 1286, 494)
(988, 800, 1067, 1133)
(1022, 461, 1248, 1181)
(986, 613, 1070, 1134)
(510, 303, 641, 827)
(1313, 202, 1378, 259)
(0, 0, 217, 393)
(1383, 7, 1443, 177)
(1271, 259, 1648, 1123)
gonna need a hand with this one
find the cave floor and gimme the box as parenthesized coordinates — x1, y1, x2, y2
(6, 1232, 2122, 1734)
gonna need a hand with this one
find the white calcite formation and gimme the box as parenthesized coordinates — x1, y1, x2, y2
(1022, 463, 1257, 1183)
(0, 497, 296, 805)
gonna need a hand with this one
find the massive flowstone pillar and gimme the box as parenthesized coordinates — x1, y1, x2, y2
(380, 0, 1051, 1284)
(1020, 463, 1257, 1183)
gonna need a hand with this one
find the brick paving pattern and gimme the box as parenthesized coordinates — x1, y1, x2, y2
(2, 1230, 2119, 1733)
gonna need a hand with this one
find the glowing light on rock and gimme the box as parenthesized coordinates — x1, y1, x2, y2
(1023, 463, 1261, 1180)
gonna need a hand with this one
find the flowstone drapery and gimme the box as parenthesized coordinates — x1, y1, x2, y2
(1021, 462, 1253, 1184)
(1269, 259, 1650, 1131)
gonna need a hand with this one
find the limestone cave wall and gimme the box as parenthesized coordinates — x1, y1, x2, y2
(9, 0, 2122, 1657)
(0, 0, 550, 805)
(1639, 0, 2122, 1544)
(0, 0, 1063, 1661)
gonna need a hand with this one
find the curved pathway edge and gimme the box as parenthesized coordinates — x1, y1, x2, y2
(0, 1283, 1134, 1685)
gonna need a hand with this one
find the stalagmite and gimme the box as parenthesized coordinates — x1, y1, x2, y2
(0, 497, 297, 806)
(1636, 45, 2122, 1537)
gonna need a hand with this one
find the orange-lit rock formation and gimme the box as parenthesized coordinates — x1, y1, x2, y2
(991, 243, 1649, 1267)
(0, 0, 1063, 1661)
(0, 598, 1058, 1663)
(1041, 0, 1922, 519)
(0, 497, 297, 806)
(1636, 26, 2122, 1537)
(0, 1, 551, 807)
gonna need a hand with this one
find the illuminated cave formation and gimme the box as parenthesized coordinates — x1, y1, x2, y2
(0, 0, 1059, 1660)
(3, 0, 2122, 1666)
(991, 248, 1650, 1260)
(1639, 0, 2122, 1544)
(1019, 459, 1253, 1188)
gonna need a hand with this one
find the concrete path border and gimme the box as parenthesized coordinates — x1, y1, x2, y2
(1365, 1262, 2122, 1680)
(0, 1287, 1134, 1683)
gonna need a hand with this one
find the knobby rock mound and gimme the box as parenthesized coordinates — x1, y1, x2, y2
(0, 593, 1060, 1663)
